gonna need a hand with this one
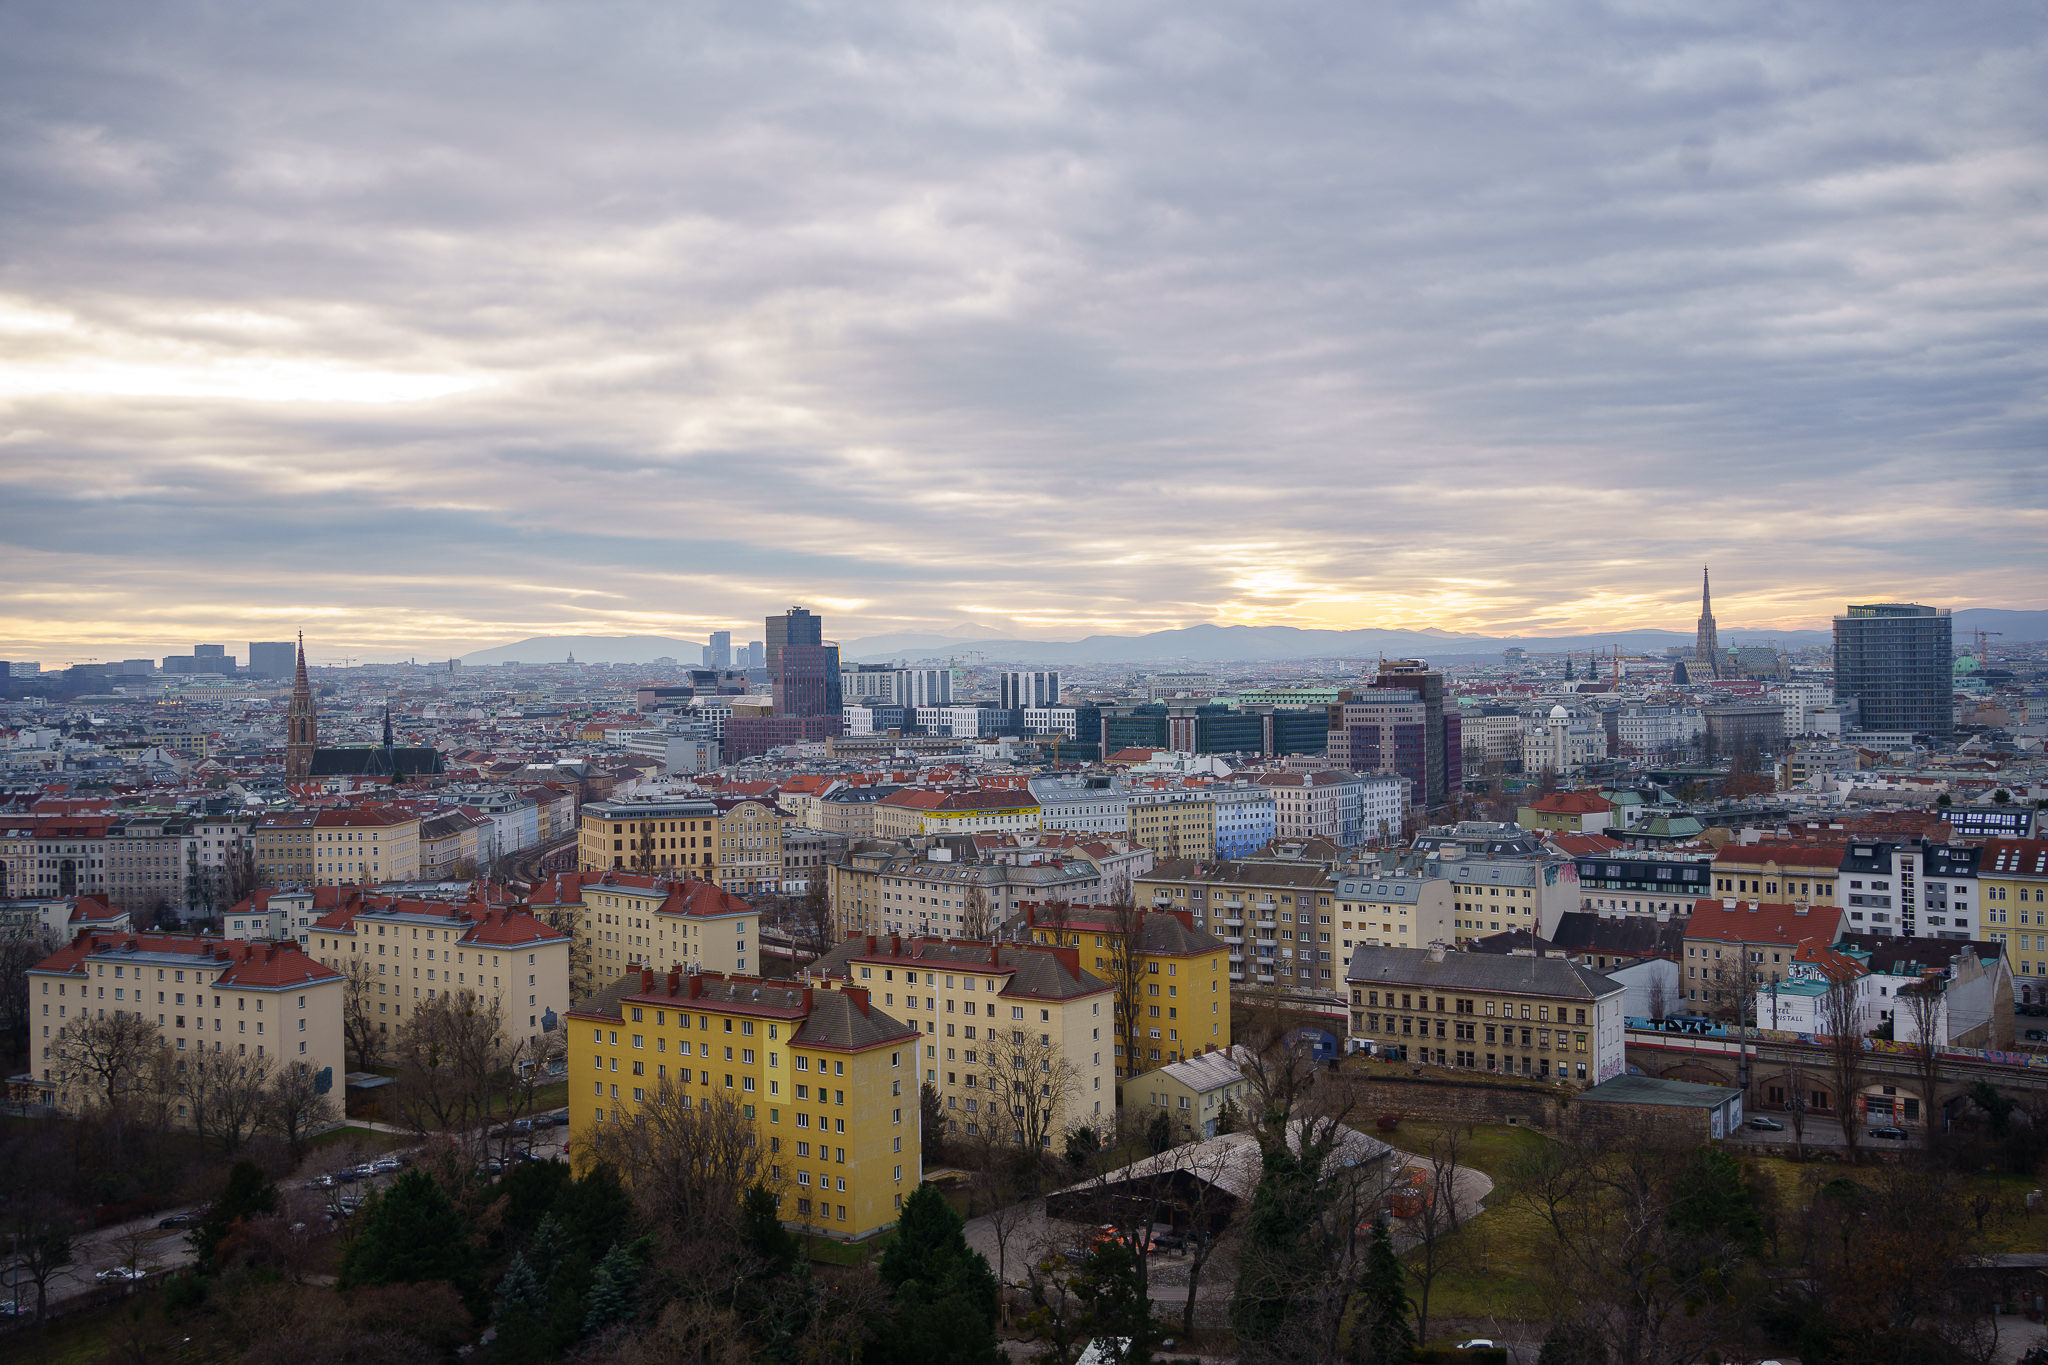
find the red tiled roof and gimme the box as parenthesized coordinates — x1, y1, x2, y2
(1984, 840, 2048, 878)
(1713, 843, 1845, 869)
(1528, 792, 1614, 814)
(32, 932, 340, 988)
(1685, 899, 1843, 946)
(876, 788, 1038, 812)
(1545, 834, 1624, 856)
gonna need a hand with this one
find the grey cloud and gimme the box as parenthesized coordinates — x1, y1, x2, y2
(0, 0, 2043, 659)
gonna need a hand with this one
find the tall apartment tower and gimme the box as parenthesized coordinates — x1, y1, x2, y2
(1694, 566, 1721, 680)
(1834, 603, 1953, 738)
(766, 607, 841, 718)
(285, 633, 319, 777)
(1000, 669, 1061, 711)
(705, 631, 731, 669)
(1344, 659, 1462, 810)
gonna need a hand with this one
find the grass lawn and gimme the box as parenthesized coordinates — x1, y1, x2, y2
(1380, 1119, 1558, 1323)
(306, 1125, 410, 1155)
(804, 1233, 881, 1267)
(525, 1080, 569, 1112)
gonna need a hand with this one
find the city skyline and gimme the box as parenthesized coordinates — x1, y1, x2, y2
(3, 3, 2044, 661)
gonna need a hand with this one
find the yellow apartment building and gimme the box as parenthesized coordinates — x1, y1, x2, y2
(1980, 839, 2048, 995)
(578, 796, 723, 877)
(1011, 903, 1231, 1075)
(569, 969, 919, 1239)
(869, 789, 1042, 840)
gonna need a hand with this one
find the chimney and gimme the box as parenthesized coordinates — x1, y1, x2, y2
(866, 934, 876, 953)
(1170, 908, 1194, 933)
(667, 969, 681, 995)
(802, 986, 813, 1013)
(640, 967, 653, 993)
(687, 974, 703, 1000)
(1428, 941, 1447, 962)
(1050, 944, 1080, 978)
(890, 933, 902, 956)
(846, 985, 871, 1016)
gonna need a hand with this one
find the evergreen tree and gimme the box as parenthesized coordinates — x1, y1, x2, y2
(1075, 1237, 1152, 1365)
(526, 1212, 567, 1285)
(877, 1184, 1000, 1365)
(1231, 1143, 1334, 1350)
(1350, 1218, 1415, 1365)
(494, 1251, 547, 1321)
(582, 1241, 642, 1335)
(194, 1159, 277, 1272)
(339, 1168, 477, 1291)
(1666, 1148, 1764, 1254)
(552, 1161, 632, 1259)
(741, 1183, 800, 1277)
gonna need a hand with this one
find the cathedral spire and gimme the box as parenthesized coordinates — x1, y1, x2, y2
(285, 631, 319, 778)
(1695, 565, 1721, 680)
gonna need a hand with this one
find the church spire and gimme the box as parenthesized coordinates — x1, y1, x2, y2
(285, 631, 319, 778)
(1694, 566, 1721, 680)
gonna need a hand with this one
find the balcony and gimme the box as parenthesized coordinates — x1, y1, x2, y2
(1223, 935, 1244, 945)
(1221, 916, 1245, 927)
(1255, 934, 1278, 946)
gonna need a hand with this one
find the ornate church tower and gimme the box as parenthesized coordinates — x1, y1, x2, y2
(285, 632, 318, 777)
(1694, 566, 1721, 680)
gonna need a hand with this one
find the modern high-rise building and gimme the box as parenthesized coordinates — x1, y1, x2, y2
(1834, 603, 1953, 738)
(999, 669, 1060, 710)
(1694, 567, 1721, 679)
(765, 607, 823, 673)
(706, 630, 731, 669)
(745, 641, 765, 669)
(249, 641, 295, 679)
(727, 609, 844, 759)
(1355, 660, 1461, 808)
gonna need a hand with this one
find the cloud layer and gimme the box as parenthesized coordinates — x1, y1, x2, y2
(2, 1, 2044, 663)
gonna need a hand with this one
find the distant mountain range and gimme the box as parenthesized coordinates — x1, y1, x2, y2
(450, 608, 2047, 668)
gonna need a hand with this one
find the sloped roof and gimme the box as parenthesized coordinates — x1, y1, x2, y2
(1344, 944, 1623, 999)
(1528, 792, 1614, 815)
(812, 933, 1110, 1001)
(1548, 912, 1687, 961)
(1685, 899, 1843, 946)
(32, 931, 340, 989)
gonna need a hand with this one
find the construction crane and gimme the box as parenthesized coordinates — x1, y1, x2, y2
(1972, 629, 2003, 666)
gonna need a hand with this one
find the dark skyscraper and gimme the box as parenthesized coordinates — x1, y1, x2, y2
(249, 640, 295, 679)
(1834, 602, 1953, 738)
(766, 607, 841, 718)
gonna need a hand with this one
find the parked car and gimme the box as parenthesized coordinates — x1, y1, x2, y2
(157, 1212, 198, 1229)
(372, 1156, 405, 1173)
(2026, 1030, 2047, 1042)
(1458, 1342, 1498, 1351)
(1747, 1116, 1785, 1132)
(1868, 1125, 1909, 1141)
(0, 1300, 27, 1318)
(95, 1266, 149, 1283)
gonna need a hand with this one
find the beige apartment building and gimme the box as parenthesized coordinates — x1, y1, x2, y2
(308, 892, 571, 1046)
(254, 806, 421, 888)
(578, 796, 723, 876)
(869, 790, 1041, 840)
(812, 933, 1114, 1145)
(26, 931, 345, 1115)
(1333, 864, 1456, 953)
(711, 798, 786, 896)
(1128, 794, 1217, 863)
(540, 870, 760, 1004)
(1134, 858, 1336, 988)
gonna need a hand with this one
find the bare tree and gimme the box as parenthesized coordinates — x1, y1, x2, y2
(0, 928, 58, 1062)
(1405, 1126, 1468, 1345)
(1513, 1121, 1754, 1365)
(1020, 1245, 1089, 1365)
(50, 1010, 164, 1119)
(1100, 899, 1148, 1087)
(1901, 976, 1946, 1156)
(263, 1060, 336, 1166)
(390, 989, 513, 1140)
(582, 1075, 779, 1236)
(341, 957, 383, 1072)
(961, 881, 997, 941)
(1168, 1138, 1244, 1336)
(787, 878, 833, 962)
(180, 1048, 273, 1154)
(989, 1019, 1083, 1159)
(1820, 970, 1868, 1160)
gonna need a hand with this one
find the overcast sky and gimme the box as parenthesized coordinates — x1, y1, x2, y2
(2, 1, 2044, 663)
